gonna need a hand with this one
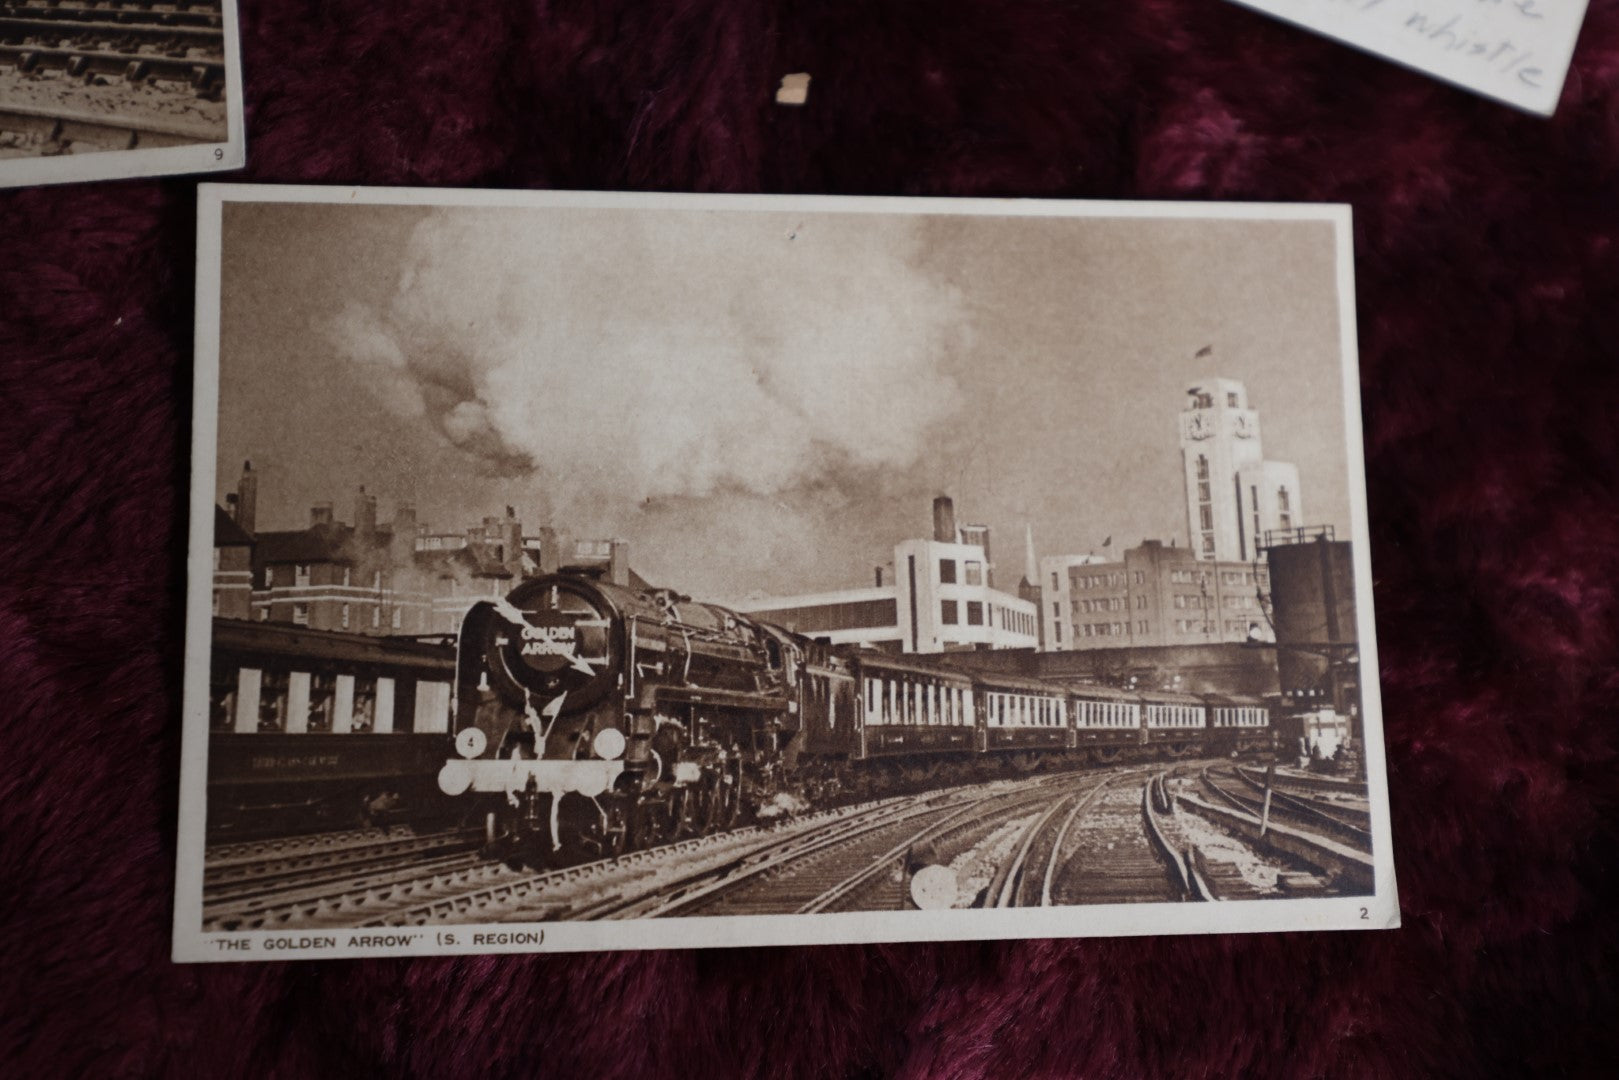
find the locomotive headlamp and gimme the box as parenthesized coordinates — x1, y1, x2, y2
(456, 727, 488, 759)
(592, 727, 626, 761)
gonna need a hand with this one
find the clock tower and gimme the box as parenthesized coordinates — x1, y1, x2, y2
(1179, 377, 1266, 561)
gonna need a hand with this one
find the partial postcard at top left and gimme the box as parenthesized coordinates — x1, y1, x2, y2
(0, 0, 244, 188)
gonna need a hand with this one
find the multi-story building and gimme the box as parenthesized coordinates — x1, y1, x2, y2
(1042, 539, 1273, 651)
(211, 504, 255, 620)
(1178, 377, 1302, 562)
(730, 497, 1038, 654)
(1037, 552, 1109, 650)
(212, 463, 634, 636)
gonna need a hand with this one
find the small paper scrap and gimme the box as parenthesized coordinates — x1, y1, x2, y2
(1226, 0, 1590, 116)
(776, 73, 812, 106)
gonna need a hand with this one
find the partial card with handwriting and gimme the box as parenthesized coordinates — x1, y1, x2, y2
(1228, 0, 1590, 115)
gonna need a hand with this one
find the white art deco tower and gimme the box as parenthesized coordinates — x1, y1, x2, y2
(1178, 377, 1302, 562)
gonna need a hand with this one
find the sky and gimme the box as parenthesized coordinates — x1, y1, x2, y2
(215, 199, 1355, 601)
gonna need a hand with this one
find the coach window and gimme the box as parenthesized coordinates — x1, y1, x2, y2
(212, 591, 220, 617)
(209, 664, 237, 732)
(941, 600, 959, 625)
(308, 674, 335, 733)
(392, 609, 402, 630)
(341, 603, 351, 629)
(295, 563, 310, 587)
(938, 559, 957, 584)
(966, 601, 984, 626)
(293, 602, 309, 626)
(965, 561, 983, 586)
(257, 670, 289, 732)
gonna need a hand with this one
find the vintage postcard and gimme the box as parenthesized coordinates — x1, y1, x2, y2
(0, 0, 244, 188)
(175, 185, 1398, 962)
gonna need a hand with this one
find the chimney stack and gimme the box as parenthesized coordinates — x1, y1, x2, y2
(354, 487, 378, 537)
(608, 540, 630, 587)
(501, 508, 522, 572)
(932, 496, 957, 544)
(311, 502, 334, 528)
(235, 461, 257, 534)
(393, 503, 418, 555)
(538, 526, 560, 575)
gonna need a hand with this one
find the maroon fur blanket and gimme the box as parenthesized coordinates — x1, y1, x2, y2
(4, 1, 1618, 1075)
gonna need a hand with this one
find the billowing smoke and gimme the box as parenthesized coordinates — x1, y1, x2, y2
(320, 207, 970, 594)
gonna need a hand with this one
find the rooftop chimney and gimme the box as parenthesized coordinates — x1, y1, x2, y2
(501, 511, 522, 572)
(354, 486, 377, 537)
(393, 503, 418, 554)
(932, 496, 957, 544)
(538, 526, 560, 575)
(608, 540, 630, 587)
(235, 461, 257, 534)
(310, 502, 333, 528)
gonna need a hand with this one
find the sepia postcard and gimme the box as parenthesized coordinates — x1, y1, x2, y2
(174, 185, 1399, 962)
(0, 0, 244, 188)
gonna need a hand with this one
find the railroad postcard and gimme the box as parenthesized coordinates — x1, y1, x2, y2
(0, 0, 243, 188)
(174, 185, 1400, 962)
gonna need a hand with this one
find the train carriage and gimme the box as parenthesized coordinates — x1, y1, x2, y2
(1204, 692, 1273, 756)
(973, 671, 1072, 754)
(845, 652, 977, 759)
(1067, 683, 1147, 759)
(1138, 689, 1208, 756)
(206, 618, 455, 839)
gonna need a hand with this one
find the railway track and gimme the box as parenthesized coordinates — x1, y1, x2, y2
(986, 775, 1117, 907)
(203, 795, 915, 931)
(0, 3, 225, 93)
(203, 828, 485, 900)
(0, 100, 218, 150)
(1202, 765, 1371, 850)
(1150, 766, 1375, 898)
(204, 763, 1359, 933)
(2, 5, 221, 30)
(1038, 769, 1182, 905)
(607, 773, 1097, 919)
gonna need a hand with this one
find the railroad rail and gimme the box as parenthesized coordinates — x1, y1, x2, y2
(0, 43, 222, 88)
(1175, 769, 1375, 894)
(2, 5, 222, 30)
(0, 15, 222, 49)
(1203, 766, 1372, 849)
(204, 828, 484, 898)
(0, 100, 219, 149)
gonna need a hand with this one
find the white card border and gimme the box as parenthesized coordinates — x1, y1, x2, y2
(0, 0, 245, 189)
(1226, 0, 1591, 116)
(175, 184, 1400, 962)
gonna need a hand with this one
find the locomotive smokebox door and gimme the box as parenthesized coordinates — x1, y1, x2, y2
(481, 581, 622, 712)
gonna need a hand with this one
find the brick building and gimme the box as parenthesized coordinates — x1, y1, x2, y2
(211, 463, 633, 636)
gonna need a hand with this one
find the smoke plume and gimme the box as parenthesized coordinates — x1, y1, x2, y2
(321, 207, 969, 544)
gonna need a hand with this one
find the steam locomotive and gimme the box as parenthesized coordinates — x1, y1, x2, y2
(438, 573, 1272, 862)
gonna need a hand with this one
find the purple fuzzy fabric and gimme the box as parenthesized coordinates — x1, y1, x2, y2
(4, 1, 1619, 1076)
